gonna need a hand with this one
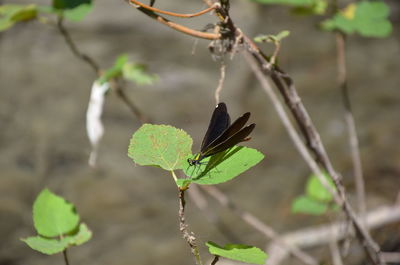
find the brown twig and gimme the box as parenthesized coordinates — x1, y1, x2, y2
(127, 2, 220, 40)
(62, 249, 70, 265)
(129, 0, 218, 18)
(56, 16, 150, 123)
(179, 188, 203, 265)
(201, 185, 318, 265)
(211, 255, 219, 265)
(214, 62, 226, 104)
(57, 16, 100, 74)
(335, 32, 366, 224)
(267, 204, 400, 264)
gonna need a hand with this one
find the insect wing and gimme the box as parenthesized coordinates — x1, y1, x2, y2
(202, 112, 250, 152)
(200, 102, 231, 153)
(202, 123, 256, 157)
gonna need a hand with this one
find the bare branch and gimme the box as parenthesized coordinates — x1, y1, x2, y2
(335, 32, 366, 224)
(267, 205, 400, 264)
(179, 189, 203, 265)
(129, 0, 218, 18)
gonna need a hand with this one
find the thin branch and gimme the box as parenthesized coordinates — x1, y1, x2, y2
(241, 35, 383, 265)
(179, 189, 203, 265)
(335, 32, 366, 224)
(201, 185, 318, 265)
(267, 204, 400, 264)
(62, 249, 70, 265)
(214, 62, 226, 104)
(57, 16, 100, 74)
(129, 0, 218, 18)
(127, 2, 220, 40)
(56, 16, 150, 123)
(211, 256, 219, 265)
(382, 252, 400, 263)
(329, 226, 344, 265)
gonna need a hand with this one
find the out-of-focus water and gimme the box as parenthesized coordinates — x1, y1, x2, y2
(0, 1, 399, 264)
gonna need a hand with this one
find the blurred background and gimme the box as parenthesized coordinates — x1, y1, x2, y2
(1, 0, 399, 264)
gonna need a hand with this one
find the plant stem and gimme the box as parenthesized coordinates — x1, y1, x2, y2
(62, 249, 70, 265)
(179, 189, 203, 265)
(335, 32, 366, 225)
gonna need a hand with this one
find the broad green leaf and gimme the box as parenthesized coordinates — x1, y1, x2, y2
(52, 0, 91, 10)
(291, 195, 328, 215)
(122, 63, 157, 85)
(33, 189, 79, 237)
(206, 241, 267, 265)
(21, 223, 91, 254)
(65, 223, 92, 246)
(128, 124, 192, 171)
(184, 146, 264, 185)
(0, 4, 37, 31)
(306, 172, 335, 202)
(63, 4, 92, 21)
(98, 54, 128, 84)
(322, 1, 392, 38)
(21, 236, 70, 255)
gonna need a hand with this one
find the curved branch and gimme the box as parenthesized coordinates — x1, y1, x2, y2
(129, 3, 220, 40)
(129, 0, 218, 18)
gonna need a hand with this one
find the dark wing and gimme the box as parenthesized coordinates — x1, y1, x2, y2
(202, 112, 250, 153)
(200, 102, 231, 152)
(202, 123, 256, 157)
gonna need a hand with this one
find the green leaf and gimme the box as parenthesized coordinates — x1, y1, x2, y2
(52, 0, 91, 10)
(128, 124, 192, 171)
(250, 0, 327, 14)
(254, 30, 290, 43)
(122, 63, 157, 85)
(21, 236, 70, 255)
(306, 172, 335, 202)
(21, 223, 91, 255)
(33, 189, 80, 237)
(65, 223, 92, 246)
(184, 146, 264, 185)
(175, 179, 192, 189)
(322, 1, 392, 38)
(251, 0, 314, 5)
(63, 4, 92, 21)
(206, 241, 267, 265)
(291, 195, 328, 215)
(98, 54, 128, 84)
(0, 4, 37, 32)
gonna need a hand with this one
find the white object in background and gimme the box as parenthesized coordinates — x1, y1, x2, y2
(86, 81, 109, 167)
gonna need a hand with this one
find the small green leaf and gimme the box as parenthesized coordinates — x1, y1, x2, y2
(52, 0, 91, 10)
(175, 179, 192, 189)
(63, 3, 92, 21)
(250, 0, 327, 14)
(33, 189, 79, 237)
(306, 172, 335, 202)
(291, 195, 328, 215)
(254, 31, 290, 43)
(184, 146, 264, 185)
(98, 54, 129, 84)
(206, 241, 267, 265)
(122, 63, 157, 85)
(21, 236, 70, 255)
(65, 223, 92, 246)
(322, 1, 392, 38)
(128, 124, 192, 171)
(0, 4, 37, 31)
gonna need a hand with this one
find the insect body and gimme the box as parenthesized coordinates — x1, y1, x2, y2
(188, 102, 255, 166)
